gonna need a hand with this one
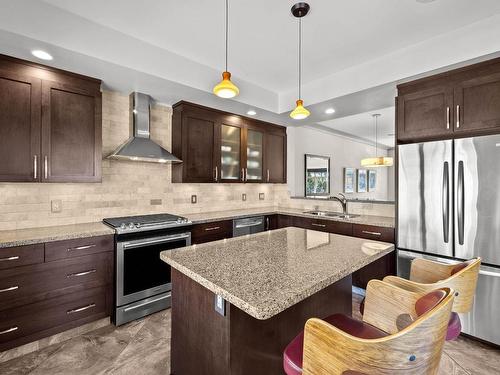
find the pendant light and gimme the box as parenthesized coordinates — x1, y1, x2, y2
(290, 3, 310, 120)
(361, 114, 394, 167)
(213, 0, 239, 98)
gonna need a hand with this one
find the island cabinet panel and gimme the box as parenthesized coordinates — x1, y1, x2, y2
(0, 54, 102, 183)
(191, 220, 233, 244)
(397, 56, 500, 142)
(172, 101, 287, 184)
(170, 269, 351, 375)
(352, 253, 396, 290)
(0, 234, 114, 351)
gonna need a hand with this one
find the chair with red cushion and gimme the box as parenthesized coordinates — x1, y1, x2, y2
(284, 280, 455, 375)
(382, 257, 481, 341)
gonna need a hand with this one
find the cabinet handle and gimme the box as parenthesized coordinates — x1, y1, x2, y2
(456, 105, 460, 128)
(214, 166, 218, 182)
(0, 327, 18, 335)
(266, 217, 270, 230)
(67, 303, 96, 315)
(311, 223, 326, 228)
(0, 256, 19, 262)
(204, 226, 220, 231)
(446, 107, 450, 130)
(0, 286, 19, 293)
(33, 155, 38, 180)
(44, 155, 48, 179)
(67, 244, 96, 252)
(245, 168, 248, 182)
(267, 169, 270, 182)
(241, 168, 244, 181)
(67, 269, 97, 278)
(362, 230, 381, 236)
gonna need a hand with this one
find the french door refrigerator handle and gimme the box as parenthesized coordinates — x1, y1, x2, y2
(457, 161, 465, 245)
(442, 161, 450, 243)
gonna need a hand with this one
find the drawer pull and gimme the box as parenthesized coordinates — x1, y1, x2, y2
(204, 226, 221, 231)
(67, 244, 96, 252)
(67, 269, 97, 278)
(0, 286, 19, 293)
(0, 326, 18, 335)
(311, 223, 326, 228)
(67, 303, 96, 315)
(362, 230, 381, 236)
(0, 256, 20, 262)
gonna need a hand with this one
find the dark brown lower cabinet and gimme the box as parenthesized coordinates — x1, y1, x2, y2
(191, 220, 233, 244)
(0, 235, 113, 351)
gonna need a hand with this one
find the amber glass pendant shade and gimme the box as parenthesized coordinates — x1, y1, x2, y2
(290, 99, 310, 120)
(213, 71, 239, 98)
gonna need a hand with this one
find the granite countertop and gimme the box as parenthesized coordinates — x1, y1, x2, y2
(161, 227, 394, 320)
(0, 222, 115, 249)
(185, 206, 395, 228)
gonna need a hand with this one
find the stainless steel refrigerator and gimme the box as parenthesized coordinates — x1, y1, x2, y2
(398, 133, 500, 345)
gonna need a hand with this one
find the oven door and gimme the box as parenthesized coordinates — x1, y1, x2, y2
(116, 232, 191, 306)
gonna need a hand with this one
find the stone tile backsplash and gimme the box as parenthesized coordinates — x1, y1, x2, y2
(0, 91, 394, 231)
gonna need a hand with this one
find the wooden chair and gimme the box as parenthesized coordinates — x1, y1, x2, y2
(284, 280, 455, 375)
(383, 257, 481, 340)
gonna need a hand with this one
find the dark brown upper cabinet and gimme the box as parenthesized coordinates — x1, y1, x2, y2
(397, 57, 500, 143)
(172, 101, 287, 184)
(0, 55, 102, 183)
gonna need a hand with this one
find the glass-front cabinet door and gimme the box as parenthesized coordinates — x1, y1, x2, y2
(220, 124, 241, 181)
(245, 129, 263, 181)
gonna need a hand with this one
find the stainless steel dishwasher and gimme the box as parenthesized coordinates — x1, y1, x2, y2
(233, 216, 265, 237)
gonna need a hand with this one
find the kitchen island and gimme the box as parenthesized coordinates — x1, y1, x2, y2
(160, 227, 394, 375)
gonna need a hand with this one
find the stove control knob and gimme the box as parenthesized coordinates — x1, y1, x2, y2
(177, 218, 182, 223)
(128, 223, 135, 229)
(135, 223, 141, 228)
(120, 223, 127, 230)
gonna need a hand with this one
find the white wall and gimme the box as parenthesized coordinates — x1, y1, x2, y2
(287, 126, 395, 201)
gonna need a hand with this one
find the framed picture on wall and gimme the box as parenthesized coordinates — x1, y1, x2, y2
(343, 168, 355, 193)
(357, 169, 367, 193)
(368, 170, 377, 191)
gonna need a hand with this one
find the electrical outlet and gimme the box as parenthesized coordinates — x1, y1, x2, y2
(259, 193, 265, 200)
(150, 199, 162, 206)
(215, 294, 226, 316)
(191, 195, 197, 204)
(242, 193, 247, 201)
(51, 199, 62, 213)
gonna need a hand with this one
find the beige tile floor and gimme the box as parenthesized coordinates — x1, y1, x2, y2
(1, 294, 499, 375)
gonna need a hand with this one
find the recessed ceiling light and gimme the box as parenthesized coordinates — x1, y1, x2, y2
(325, 108, 335, 114)
(31, 50, 53, 60)
(247, 110, 257, 116)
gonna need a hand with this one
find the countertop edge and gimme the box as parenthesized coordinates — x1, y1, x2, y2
(162, 242, 395, 320)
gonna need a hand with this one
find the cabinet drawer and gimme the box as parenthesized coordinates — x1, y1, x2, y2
(0, 252, 112, 309)
(0, 286, 106, 350)
(353, 224, 395, 243)
(293, 217, 353, 236)
(191, 220, 232, 244)
(45, 235, 113, 262)
(0, 244, 44, 270)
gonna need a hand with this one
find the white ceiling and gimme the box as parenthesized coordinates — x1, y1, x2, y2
(42, 0, 500, 93)
(1, 0, 500, 142)
(318, 107, 396, 148)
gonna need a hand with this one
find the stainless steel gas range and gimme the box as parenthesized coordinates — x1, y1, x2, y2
(103, 213, 191, 325)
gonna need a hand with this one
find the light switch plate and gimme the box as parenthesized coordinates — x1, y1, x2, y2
(215, 294, 226, 316)
(191, 195, 197, 204)
(51, 199, 62, 213)
(259, 193, 265, 200)
(242, 193, 247, 201)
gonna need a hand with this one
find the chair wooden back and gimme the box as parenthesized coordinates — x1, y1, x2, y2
(302, 280, 454, 375)
(385, 257, 481, 313)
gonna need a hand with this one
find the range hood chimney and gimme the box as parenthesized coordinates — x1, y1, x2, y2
(107, 92, 182, 163)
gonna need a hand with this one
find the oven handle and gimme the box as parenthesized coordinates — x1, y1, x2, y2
(121, 233, 191, 250)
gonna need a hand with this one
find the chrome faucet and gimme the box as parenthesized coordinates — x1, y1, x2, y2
(331, 193, 348, 215)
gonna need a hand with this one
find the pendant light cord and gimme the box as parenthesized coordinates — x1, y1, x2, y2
(225, 0, 228, 72)
(298, 17, 302, 100)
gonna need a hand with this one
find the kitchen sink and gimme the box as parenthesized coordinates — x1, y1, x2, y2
(303, 210, 359, 219)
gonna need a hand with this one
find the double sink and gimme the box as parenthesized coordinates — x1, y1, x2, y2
(303, 210, 360, 220)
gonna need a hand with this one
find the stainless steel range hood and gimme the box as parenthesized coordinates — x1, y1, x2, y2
(108, 92, 181, 163)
